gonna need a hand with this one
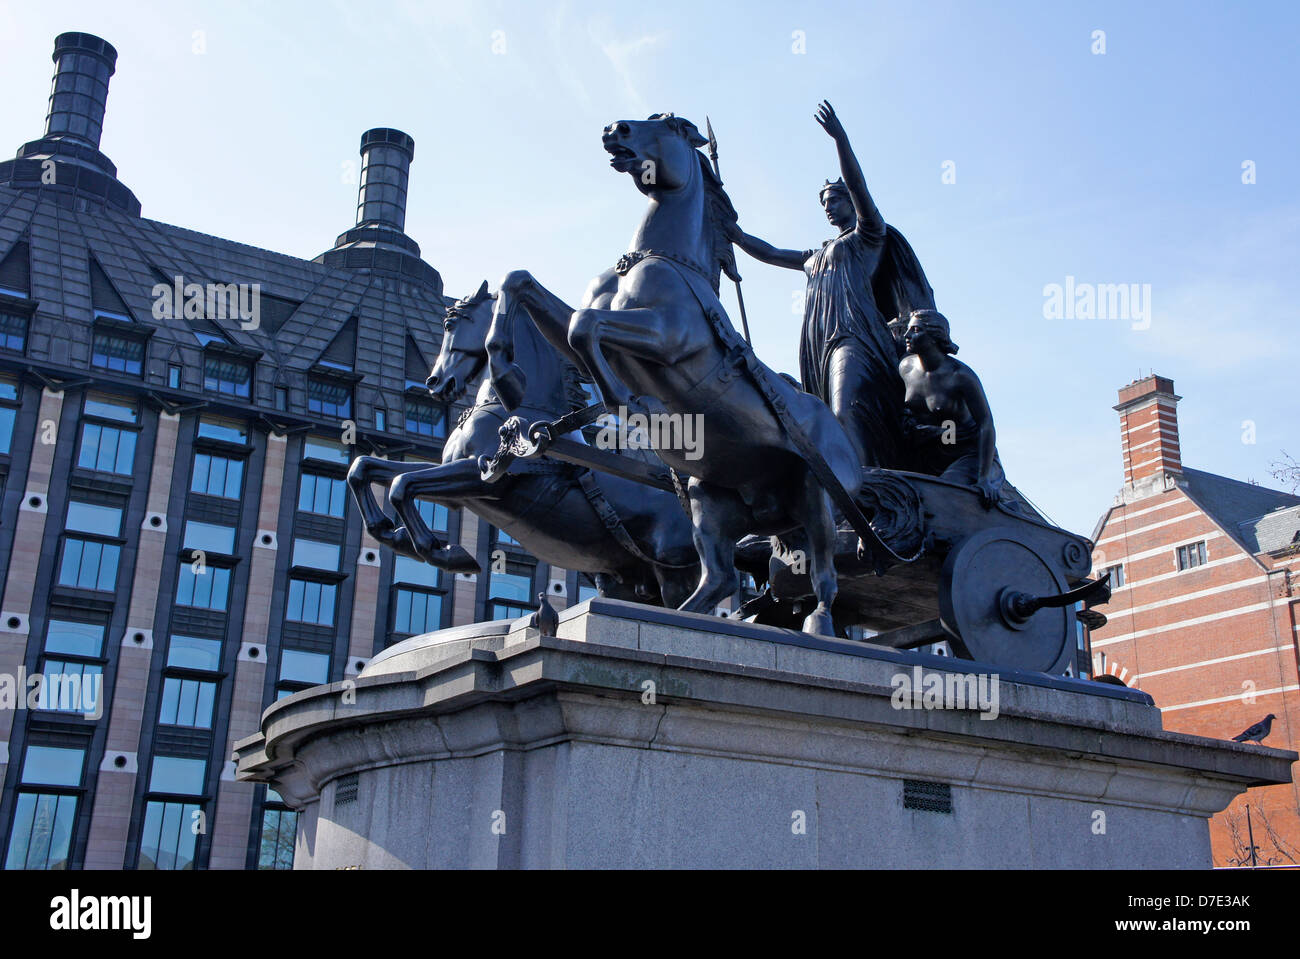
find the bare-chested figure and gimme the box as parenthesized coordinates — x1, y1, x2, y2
(898, 309, 1005, 508)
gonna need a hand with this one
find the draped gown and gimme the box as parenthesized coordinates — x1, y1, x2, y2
(798, 195, 907, 470)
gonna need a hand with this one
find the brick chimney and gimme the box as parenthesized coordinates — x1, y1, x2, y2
(1115, 374, 1182, 491)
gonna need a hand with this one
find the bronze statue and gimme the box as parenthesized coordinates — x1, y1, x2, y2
(897, 309, 1004, 507)
(347, 282, 701, 607)
(486, 113, 871, 636)
(727, 101, 935, 469)
(351, 105, 1115, 671)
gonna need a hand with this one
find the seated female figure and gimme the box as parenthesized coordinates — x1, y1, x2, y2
(898, 310, 1005, 508)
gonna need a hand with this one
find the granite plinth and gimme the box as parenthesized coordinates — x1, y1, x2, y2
(233, 599, 1295, 869)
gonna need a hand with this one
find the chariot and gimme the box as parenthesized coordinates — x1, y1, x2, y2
(479, 411, 1111, 676)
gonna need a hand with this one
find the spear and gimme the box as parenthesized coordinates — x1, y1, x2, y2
(706, 116, 753, 346)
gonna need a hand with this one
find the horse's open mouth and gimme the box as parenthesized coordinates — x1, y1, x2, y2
(605, 143, 637, 166)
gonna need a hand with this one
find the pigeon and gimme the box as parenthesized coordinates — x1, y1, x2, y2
(1232, 714, 1276, 744)
(531, 591, 559, 637)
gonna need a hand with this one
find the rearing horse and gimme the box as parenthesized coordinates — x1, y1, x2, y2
(488, 114, 862, 636)
(347, 282, 701, 607)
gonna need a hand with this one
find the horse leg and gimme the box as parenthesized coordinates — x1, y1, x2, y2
(795, 472, 840, 638)
(389, 459, 497, 573)
(677, 480, 742, 614)
(567, 306, 696, 412)
(347, 456, 436, 546)
(490, 271, 581, 409)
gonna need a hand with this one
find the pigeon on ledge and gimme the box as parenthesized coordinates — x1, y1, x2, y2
(531, 591, 559, 638)
(1232, 714, 1276, 744)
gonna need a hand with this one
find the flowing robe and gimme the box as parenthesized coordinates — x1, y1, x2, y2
(798, 200, 906, 469)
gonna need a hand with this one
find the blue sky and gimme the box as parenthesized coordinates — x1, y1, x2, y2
(2, 0, 1297, 534)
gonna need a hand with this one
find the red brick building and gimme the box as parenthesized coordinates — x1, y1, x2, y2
(1087, 374, 1300, 866)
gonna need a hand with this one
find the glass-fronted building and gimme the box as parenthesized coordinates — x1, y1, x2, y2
(0, 32, 747, 870)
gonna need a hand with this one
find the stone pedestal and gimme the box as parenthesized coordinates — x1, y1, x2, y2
(234, 599, 1294, 869)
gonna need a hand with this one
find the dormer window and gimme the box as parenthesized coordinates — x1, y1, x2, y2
(203, 353, 253, 398)
(0, 311, 27, 353)
(308, 377, 352, 420)
(91, 329, 146, 376)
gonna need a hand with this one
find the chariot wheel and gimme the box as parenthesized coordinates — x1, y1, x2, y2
(938, 527, 1077, 675)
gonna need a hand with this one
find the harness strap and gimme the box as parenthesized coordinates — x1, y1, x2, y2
(577, 469, 696, 570)
(643, 254, 920, 566)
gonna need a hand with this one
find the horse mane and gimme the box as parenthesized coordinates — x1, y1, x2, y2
(480, 281, 590, 415)
(648, 113, 739, 296)
(696, 152, 740, 296)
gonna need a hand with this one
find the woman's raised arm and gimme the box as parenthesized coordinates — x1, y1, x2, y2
(815, 100, 885, 242)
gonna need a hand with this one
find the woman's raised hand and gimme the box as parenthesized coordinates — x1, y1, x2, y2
(814, 100, 847, 142)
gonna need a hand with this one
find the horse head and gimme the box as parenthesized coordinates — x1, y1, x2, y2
(602, 114, 708, 195)
(603, 114, 738, 293)
(428, 280, 494, 403)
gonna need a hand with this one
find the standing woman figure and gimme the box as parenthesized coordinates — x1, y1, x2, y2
(729, 100, 935, 469)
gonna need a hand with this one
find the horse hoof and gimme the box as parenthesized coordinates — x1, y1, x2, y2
(801, 609, 836, 638)
(441, 545, 482, 574)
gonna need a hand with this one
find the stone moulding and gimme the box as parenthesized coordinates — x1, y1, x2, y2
(234, 599, 1294, 869)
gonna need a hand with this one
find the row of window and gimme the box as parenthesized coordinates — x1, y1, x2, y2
(86, 329, 446, 434)
(1, 314, 447, 435)
(4, 389, 464, 869)
(1096, 539, 1210, 591)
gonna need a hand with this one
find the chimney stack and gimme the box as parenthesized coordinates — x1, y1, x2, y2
(1115, 374, 1182, 491)
(315, 127, 442, 296)
(355, 128, 415, 234)
(0, 32, 140, 216)
(44, 32, 119, 150)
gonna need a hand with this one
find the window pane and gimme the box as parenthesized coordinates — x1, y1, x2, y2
(298, 473, 346, 517)
(65, 501, 122, 536)
(176, 565, 230, 611)
(393, 555, 440, 588)
(405, 397, 444, 437)
(4, 793, 77, 870)
(166, 635, 222, 671)
(79, 422, 137, 474)
(91, 332, 144, 376)
(279, 649, 330, 685)
(138, 801, 200, 870)
(203, 355, 252, 398)
(393, 588, 441, 633)
(416, 499, 448, 532)
(58, 538, 120, 591)
(489, 601, 532, 622)
(292, 538, 340, 571)
(197, 417, 247, 443)
(303, 437, 348, 464)
(149, 756, 207, 795)
(0, 313, 28, 354)
(307, 379, 352, 419)
(258, 808, 298, 870)
(183, 521, 236, 554)
(44, 619, 105, 657)
(285, 579, 335, 626)
(84, 395, 137, 423)
(21, 745, 85, 787)
(159, 678, 215, 728)
(490, 570, 533, 604)
(0, 407, 15, 455)
(34, 660, 103, 713)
